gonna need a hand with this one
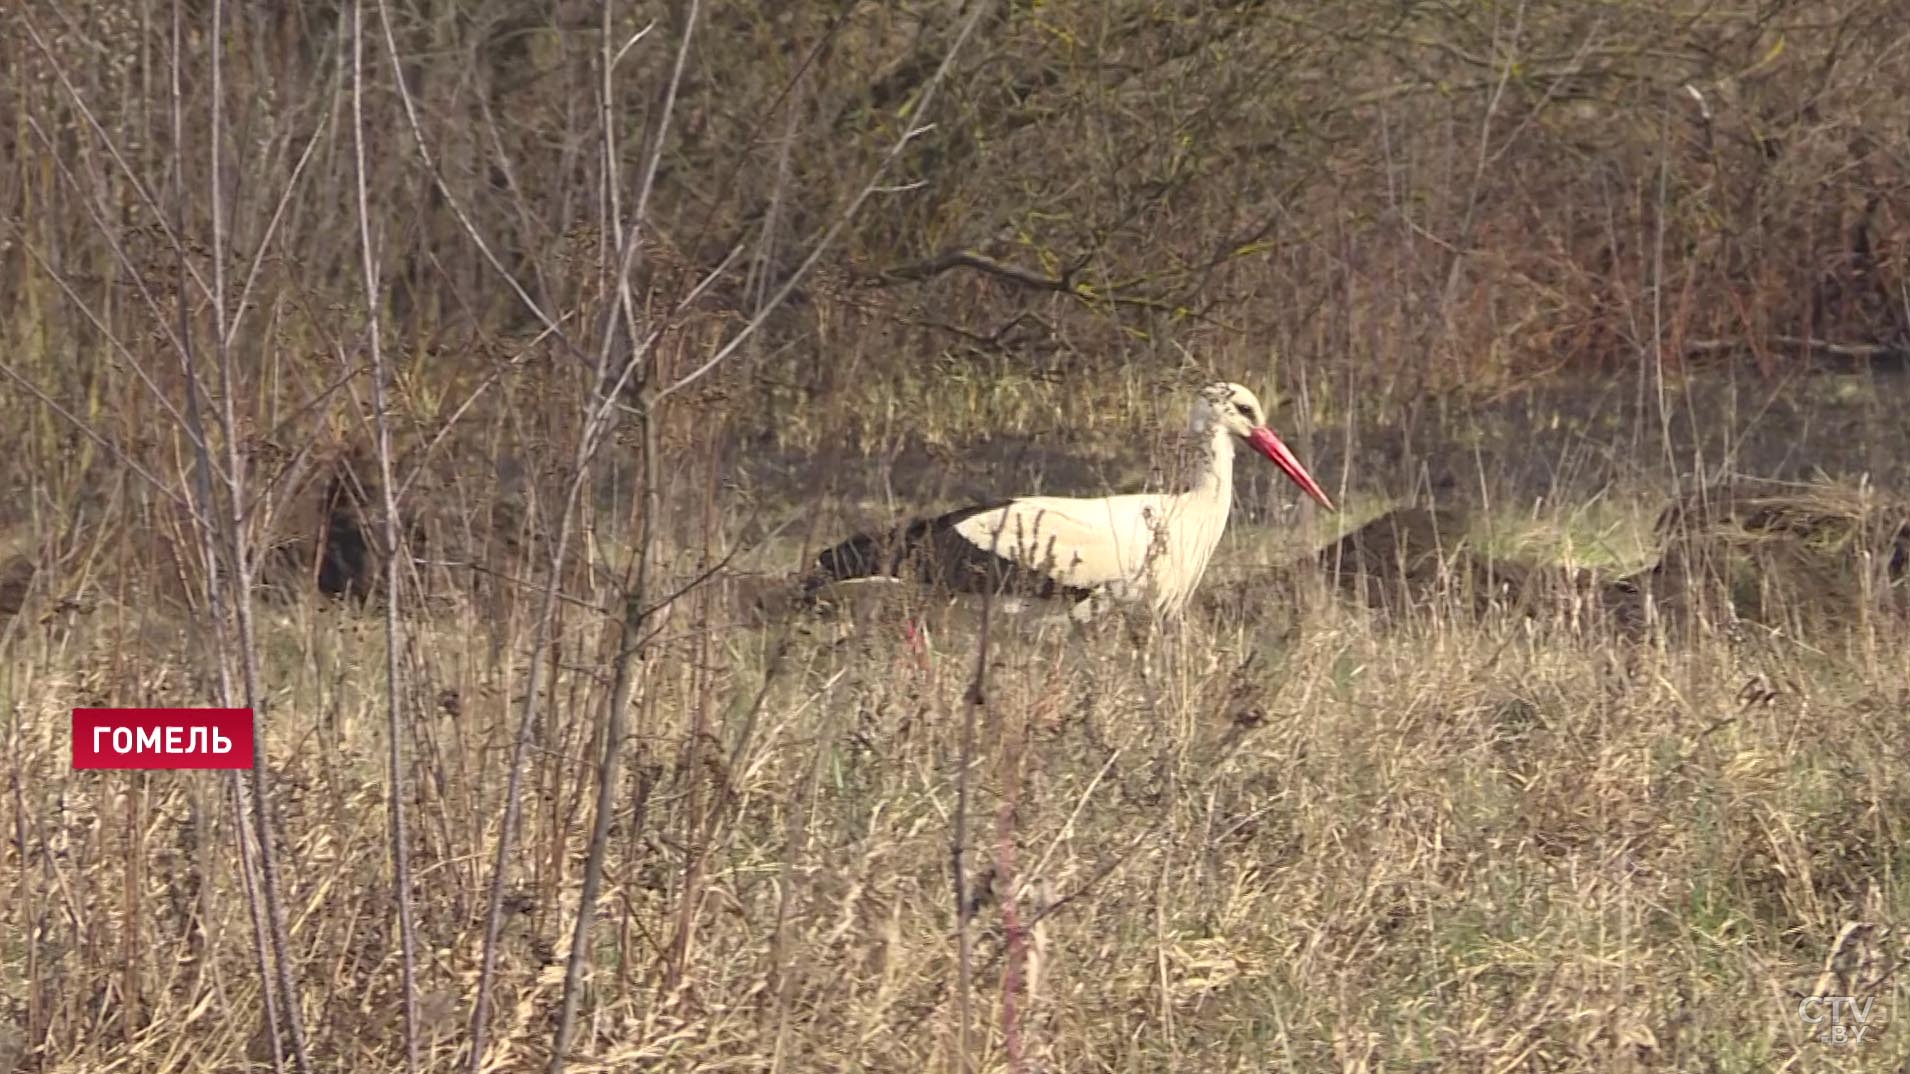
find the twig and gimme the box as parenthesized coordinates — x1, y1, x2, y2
(994, 672, 1026, 1072)
(546, 10, 696, 1057)
(1683, 336, 1907, 361)
(0, 362, 185, 507)
(162, 0, 312, 1068)
(547, 390, 661, 1072)
(593, 0, 695, 401)
(18, 12, 215, 308)
(954, 511, 1009, 1074)
(352, 2, 421, 1069)
(461, 394, 601, 1074)
(12, 116, 217, 452)
(874, 248, 1083, 291)
(865, 247, 1184, 314)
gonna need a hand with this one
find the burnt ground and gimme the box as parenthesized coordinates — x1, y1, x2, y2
(738, 365, 1910, 530)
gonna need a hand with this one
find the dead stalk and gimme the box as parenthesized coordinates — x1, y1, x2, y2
(161, 0, 312, 1068)
(351, 1, 421, 1069)
(954, 514, 1006, 1074)
(546, 391, 661, 1070)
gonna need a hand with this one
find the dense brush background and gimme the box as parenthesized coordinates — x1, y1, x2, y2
(4, 0, 1910, 1071)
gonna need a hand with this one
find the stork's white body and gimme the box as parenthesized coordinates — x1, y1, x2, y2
(944, 428, 1240, 618)
(805, 382, 1333, 620)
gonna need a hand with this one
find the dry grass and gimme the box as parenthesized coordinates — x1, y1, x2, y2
(7, 486, 1910, 1072)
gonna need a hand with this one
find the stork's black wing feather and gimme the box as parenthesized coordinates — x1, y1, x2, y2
(806, 502, 1096, 603)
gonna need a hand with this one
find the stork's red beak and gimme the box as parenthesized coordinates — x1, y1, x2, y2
(1246, 427, 1335, 511)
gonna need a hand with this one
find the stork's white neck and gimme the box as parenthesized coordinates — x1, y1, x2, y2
(1173, 419, 1236, 507)
(1139, 420, 1237, 616)
(1205, 421, 1237, 491)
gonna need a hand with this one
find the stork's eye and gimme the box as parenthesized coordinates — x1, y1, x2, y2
(1234, 402, 1255, 419)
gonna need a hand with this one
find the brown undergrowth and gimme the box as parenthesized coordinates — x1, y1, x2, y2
(6, 472, 1910, 1072)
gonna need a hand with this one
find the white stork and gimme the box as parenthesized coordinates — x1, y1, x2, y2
(804, 381, 1335, 620)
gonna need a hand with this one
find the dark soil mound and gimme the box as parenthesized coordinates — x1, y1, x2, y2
(1319, 507, 1469, 599)
(1318, 506, 1597, 621)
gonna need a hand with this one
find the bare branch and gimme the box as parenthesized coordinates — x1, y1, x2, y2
(353, 1, 421, 1069)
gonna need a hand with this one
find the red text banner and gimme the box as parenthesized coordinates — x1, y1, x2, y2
(72, 708, 254, 770)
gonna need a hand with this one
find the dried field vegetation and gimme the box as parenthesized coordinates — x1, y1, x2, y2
(6, 0, 1910, 1072)
(8, 485, 1910, 1073)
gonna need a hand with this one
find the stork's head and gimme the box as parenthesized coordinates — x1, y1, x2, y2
(1196, 381, 1335, 511)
